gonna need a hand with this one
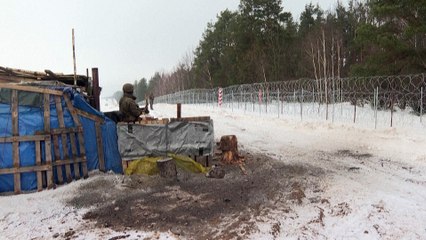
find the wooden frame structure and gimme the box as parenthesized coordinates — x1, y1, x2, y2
(0, 83, 105, 194)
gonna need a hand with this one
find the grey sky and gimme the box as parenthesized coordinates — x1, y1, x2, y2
(0, 0, 346, 97)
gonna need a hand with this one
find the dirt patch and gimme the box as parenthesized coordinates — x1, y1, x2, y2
(66, 151, 326, 239)
(336, 149, 373, 159)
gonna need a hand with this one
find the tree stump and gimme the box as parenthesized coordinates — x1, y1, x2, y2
(220, 135, 238, 152)
(156, 158, 177, 179)
(219, 135, 242, 164)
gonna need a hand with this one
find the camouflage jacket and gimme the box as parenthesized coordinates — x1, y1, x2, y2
(119, 93, 143, 122)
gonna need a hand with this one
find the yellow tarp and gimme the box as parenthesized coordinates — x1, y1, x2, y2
(124, 154, 208, 176)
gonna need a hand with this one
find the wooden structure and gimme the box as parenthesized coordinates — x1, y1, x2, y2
(0, 66, 101, 111)
(0, 83, 106, 194)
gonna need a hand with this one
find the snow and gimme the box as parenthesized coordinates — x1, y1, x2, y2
(1, 99, 426, 239)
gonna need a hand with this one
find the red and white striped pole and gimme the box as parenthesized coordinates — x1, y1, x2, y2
(258, 88, 262, 104)
(218, 87, 223, 107)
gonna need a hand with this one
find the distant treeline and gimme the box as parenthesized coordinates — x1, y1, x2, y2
(119, 0, 425, 101)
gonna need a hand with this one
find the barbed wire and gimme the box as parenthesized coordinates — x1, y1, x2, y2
(156, 74, 426, 129)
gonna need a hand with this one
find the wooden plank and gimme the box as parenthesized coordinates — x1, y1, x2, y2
(0, 135, 47, 143)
(170, 116, 211, 122)
(64, 94, 88, 178)
(0, 83, 63, 95)
(35, 140, 43, 191)
(52, 134, 63, 184)
(11, 89, 21, 194)
(63, 94, 80, 125)
(0, 165, 52, 175)
(36, 127, 83, 136)
(69, 132, 81, 180)
(43, 93, 54, 189)
(75, 108, 104, 124)
(55, 95, 72, 183)
(95, 122, 105, 172)
(138, 119, 169, 125)
(50, 127, 83, 135)
(52, 157, 87, 166)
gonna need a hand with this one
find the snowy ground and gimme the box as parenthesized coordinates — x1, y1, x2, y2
(1, 99, 426, 239)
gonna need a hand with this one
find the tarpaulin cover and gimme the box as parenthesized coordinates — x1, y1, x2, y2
(124, 154, 207, 176)
(117, 120, 214, 160)
(0, 87, 122, 193)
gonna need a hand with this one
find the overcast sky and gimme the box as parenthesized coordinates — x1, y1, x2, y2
(0, 0, 346, 97)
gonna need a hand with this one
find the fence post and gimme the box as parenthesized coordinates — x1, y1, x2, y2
(353, 101, 357, 124)
(231, 90, 234, 112)
(281, 90, 284, 115)
(332, 88, 335, 123)
(340, 79, 343, 115)
(312, 86, 315, 115)
(251, 92, 254, 113)
(301, 88, 304, 121)
(375, 87, 378, 129)
(240, 90, 243, 113)
(244, 90, 247, 114)
(259, 89, 262, 116)
(421, 86, 424, 123)
(277, 88, 280, 118)
(390, 92, 394, 127)
(293, 90, 296, 116)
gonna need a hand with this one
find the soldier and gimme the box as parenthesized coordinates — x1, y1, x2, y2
(149, 92, 154, 110)
(119, 83, 148, 122)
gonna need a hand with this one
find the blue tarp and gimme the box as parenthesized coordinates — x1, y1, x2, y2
(0, 87, 122, 192)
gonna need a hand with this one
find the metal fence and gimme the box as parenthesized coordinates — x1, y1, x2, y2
(156, 74, 426, 130)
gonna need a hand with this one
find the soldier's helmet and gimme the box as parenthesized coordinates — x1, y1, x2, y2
(122, 83, 134, 94)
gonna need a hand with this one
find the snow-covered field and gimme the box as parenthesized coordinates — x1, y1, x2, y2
(1, 99, 426, 239)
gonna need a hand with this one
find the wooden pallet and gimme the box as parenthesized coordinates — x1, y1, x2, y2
(137, 118, 169, 125)
(0, 83, 105, 194)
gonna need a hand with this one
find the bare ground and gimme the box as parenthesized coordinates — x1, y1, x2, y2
(66, 151, 327, 240)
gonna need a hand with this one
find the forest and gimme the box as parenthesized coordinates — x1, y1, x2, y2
(123, 0, 426, 102)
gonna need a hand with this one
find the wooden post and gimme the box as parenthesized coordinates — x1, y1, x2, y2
(64, 94, 88, 178)
(55, 95, 72, 183)
(69, 132, 81, 179)
(43, 93, 54, 189)
(92, 68, 100, 111)
(52, 133, 63, 184)
(11, 90, 21, 194)
(157, 158, 177, 179)
(35, 141, 43, 191)
(95, 122, 105, 172)
(177, 103, 181, 119)
(72, 28, 77, 86)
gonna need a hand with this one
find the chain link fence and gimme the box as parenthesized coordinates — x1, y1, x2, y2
(156, 74, 426, 130)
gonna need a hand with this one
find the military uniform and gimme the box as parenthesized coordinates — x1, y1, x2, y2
(119, 83, 143, 122)
(149, 93, 154, 110)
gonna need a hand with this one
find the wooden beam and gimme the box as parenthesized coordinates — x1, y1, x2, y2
(52, 157, 87, 166)
(35, 141, 43, 191)
(0, 83, 63, 95)
(50, 127, 83, 135)
(55, 95, 72, 183)
(69, 132, 81, 180)
(11, 90, 21, 194)
(0, 165, 52, 175)
(43, 93, 54, 189)
(64, 94, 88, 178)
(75, 108, 104, 124)
(95, 122, 105, 172)
(0, 135, 47, 143)
(52, 134, 64, 184)
(170, 116, 211, 122)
